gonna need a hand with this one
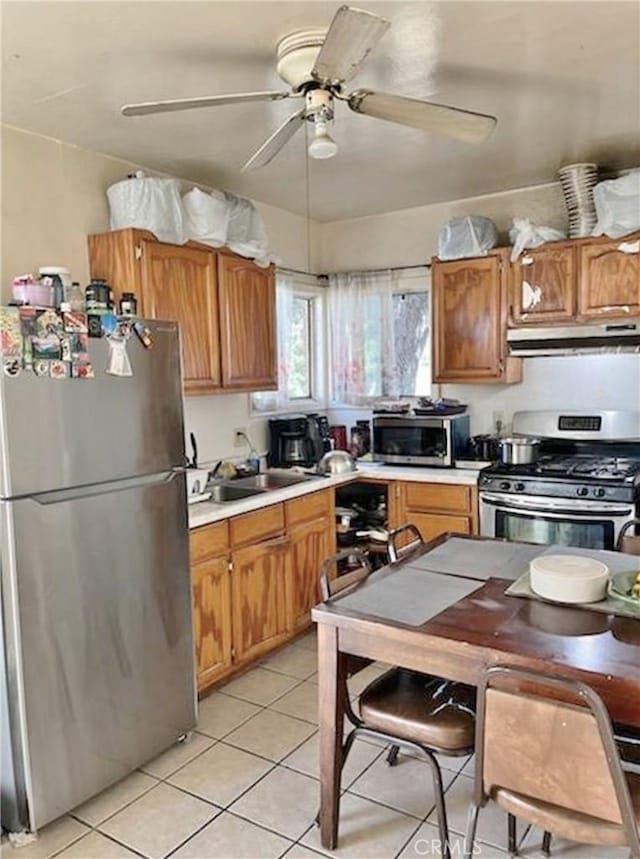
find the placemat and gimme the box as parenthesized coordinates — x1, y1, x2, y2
(506, 547, 640, 620)
(405, 537, 545, 581)
(334, 568, 482, 627)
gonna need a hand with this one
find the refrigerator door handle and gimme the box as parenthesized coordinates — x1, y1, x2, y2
(29, 470, 184, 505)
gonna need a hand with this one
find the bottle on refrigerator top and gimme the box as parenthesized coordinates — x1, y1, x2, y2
(85, 279, 113, 313)
(119, 292, 138, 316)
(38, 266, 70, 310)
(67, 282, 85, 312)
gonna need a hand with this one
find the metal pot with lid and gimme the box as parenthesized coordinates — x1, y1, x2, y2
(317, 450, 357, 476)
(499, 437, 542, 465)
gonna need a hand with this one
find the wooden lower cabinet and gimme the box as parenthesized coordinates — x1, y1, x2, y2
(288, 515, 334, 631)
(285, 489, 335, 632)
(402, 511, 471, 542)
(192, 555, 232, 691)
(397, 481, 478, 542)
(190, 522, 232, 693)
(231, 535, 291, 663)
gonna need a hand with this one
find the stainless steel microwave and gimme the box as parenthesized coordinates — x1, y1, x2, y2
(372, 413, 470, 467)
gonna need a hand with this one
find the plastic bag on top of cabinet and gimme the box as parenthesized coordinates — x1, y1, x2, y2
(107, 174, 187, 244)
(591, 171, 640, 239)
(509, 218, 566, 262)
(182, 187, 230, 247)
(225, 194, 274, 268)
(437, 215, 498, 261)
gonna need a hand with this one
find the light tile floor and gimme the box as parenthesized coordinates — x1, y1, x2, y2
(0, 631, 630, 859)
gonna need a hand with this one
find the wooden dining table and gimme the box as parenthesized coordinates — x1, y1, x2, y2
(311, 534, 640, 850)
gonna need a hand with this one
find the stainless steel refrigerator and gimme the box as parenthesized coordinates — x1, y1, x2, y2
(0, 319, 196, 834)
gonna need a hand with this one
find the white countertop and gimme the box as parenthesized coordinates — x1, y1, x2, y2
(188, 461, 485, 529)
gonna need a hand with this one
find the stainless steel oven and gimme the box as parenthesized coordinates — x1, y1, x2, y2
(479, 491, 636, 550)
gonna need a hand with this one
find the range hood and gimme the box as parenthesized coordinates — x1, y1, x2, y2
(508, 320, 640, 356)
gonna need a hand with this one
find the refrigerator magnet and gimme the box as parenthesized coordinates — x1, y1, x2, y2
(35, 309, 62, 337)
(71, 332, 89, 361)
(50, 360, 69, 380)
(3, 358, 21, 378)
(101, 313, 118, 337)
(72, 361, 94, 379)
(106, 333, 133, 377)
(19, 307, 38, 337)
(0, 307, 22, 357)
(133, 322, 153, 348)
(31, 334, 61, 360)
(87, 315, 103, 338)
(63, 311, 88, 334)
(60, 336, 72, 362)
(33, 360, 50, 377)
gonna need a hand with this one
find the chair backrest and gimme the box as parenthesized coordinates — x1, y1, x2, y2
(388, 523, 424, 564)
(617, 519, 640, 556)
(319, 549, 372, 602)
(475, 667, 639, 852)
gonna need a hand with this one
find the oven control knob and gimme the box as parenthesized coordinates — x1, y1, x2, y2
(593, 487, 606, 498)
(500, 481, 511, 491)
(515, 482, 526, 492)
(577, 487, 588, 497)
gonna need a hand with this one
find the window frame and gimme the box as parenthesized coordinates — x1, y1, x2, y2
(250, 277, 327, 416)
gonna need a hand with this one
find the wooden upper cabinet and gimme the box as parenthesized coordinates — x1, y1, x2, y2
(577, 234, 640, 320)
(432, 250, 521, 384)
(88, 229, 278, 395)
(511, 243, 576, 325)
(140, 242, 221, 393)
(217, 253, 277, 391)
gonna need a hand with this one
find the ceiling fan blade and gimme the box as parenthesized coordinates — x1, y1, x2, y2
(121, 91, 293, 117)
(241, 107, 307, 172)
(311, 5, 390, 87)
(348, 89, 497, 144)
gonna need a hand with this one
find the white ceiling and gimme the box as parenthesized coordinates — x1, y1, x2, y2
(2, 1, 639, 221)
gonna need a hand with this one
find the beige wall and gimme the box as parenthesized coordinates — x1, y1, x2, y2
(0, 124, 321, 464)
(317, 182, 567, 272)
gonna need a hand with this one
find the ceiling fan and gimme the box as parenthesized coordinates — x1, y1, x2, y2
(121, 5, 497, 172)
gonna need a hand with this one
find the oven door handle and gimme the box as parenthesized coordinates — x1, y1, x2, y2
(480, 492, 634, 518)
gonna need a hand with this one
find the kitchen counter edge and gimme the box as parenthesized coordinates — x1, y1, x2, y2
(188, 463, 482, 529)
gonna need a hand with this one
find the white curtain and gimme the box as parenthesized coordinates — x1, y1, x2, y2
(328, 270, 399, 405)
(252, 271, 294, 412)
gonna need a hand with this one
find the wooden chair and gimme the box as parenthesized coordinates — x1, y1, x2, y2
(320, 548, 476, 859)
(617, 519, 640, 556)
(465, 666, 640, 859)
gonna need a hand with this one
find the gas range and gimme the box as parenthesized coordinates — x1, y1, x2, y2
(478, 410, 640, 550)
(479, 455, 640, 503)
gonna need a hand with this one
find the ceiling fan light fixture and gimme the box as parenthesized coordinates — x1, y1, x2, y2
(308, 117, 338, 160)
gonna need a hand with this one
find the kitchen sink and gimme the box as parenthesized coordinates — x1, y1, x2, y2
(233, 473, 316, 490)
(208, 483, 265, 503)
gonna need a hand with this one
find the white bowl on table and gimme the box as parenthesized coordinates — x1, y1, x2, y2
(530, 554, 609, 604)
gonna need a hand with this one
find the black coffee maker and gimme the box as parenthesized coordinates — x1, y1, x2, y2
(268, 415, 331, 468)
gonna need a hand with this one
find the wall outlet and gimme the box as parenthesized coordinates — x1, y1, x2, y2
(233, 427, 247, 448)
